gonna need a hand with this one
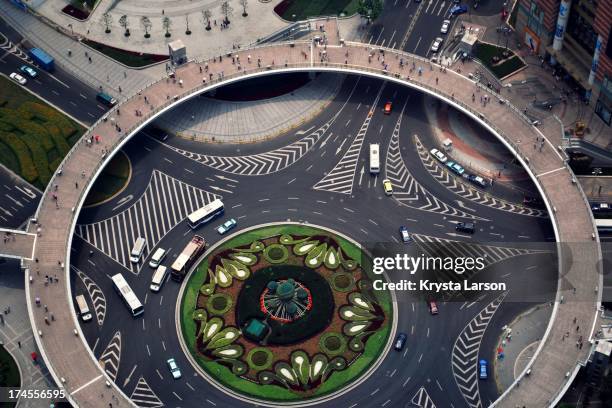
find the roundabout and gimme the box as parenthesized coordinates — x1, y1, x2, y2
(178, 223, 393, 403)
(18, 38, 600, 408)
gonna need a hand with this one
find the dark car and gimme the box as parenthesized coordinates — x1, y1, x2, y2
(394, 333, 408, 351)
(456, 222, 475, 234)
(449, 4, 468, 16)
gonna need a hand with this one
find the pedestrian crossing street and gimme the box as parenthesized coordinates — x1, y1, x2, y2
(385, 113, 486, 220)
(411, 234, 548, 296)
(73, 266, 106, 326)
(313, 84, 385, 194)
(414, 136, 548, 218)
(98, 331, 121, 383)
(75, 170, 219, 274)
(411, 386, 436, 408)
(451, 293, 507, 408)
(131, 376, 163, 408)
(166, 121, 333, 176)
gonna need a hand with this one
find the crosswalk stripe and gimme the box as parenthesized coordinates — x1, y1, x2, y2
(76, 170, 219, 275)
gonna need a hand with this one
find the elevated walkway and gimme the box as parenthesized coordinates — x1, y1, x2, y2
(0, 228, 36, 260)
(13, 34, 601, 408)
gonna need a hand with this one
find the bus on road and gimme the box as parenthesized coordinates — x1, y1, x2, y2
(187, 199, 224, 229)
(150, 266, 168, 292)
(370, 144, 380, 174)
(171, 235, 206, 282)
(111, 273, 143, 317)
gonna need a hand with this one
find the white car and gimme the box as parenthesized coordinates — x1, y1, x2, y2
(9, 72, 27, 85)
(167, 358, 181, 379)
(441, 20, 451, 34)
(430, 148, 448, 163)
(431, 37, 444, 53)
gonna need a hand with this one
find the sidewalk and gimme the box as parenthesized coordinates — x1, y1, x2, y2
(456, 12, 609, 150)
(0, 1, 166, 99)
(32, 0, 288, 60)
(494, 303, 553, 392)
(154, 73, 342, 142)
(0, 259, 58, 408)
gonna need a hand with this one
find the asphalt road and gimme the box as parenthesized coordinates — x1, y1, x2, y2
(70, 75, 557, 408)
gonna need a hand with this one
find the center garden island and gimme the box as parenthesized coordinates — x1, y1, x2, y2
(177, 223, 396, 405)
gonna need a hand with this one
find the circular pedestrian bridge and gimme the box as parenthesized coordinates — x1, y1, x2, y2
(24, 39, 601, 408)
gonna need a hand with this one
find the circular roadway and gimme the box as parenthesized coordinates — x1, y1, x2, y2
(71, 75, 558, 407)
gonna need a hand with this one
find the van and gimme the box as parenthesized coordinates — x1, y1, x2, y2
(130, 237, 146, 263)
(150, 266, 168, 292)
(149, 248, 167, 268)
(75, 295, 92, 322)
(96, 92, 117, 107)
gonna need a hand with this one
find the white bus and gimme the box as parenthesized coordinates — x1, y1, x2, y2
(75, 295, 92, 322)
(369, 144, 380, 174)
(171, 235, 206, 282)
(150, 266, 168, 292)
(187, 199, 224, 229)
(111, 273, 144, 317)
(149, 247, 167, 268)
(130, 237, 146, 263)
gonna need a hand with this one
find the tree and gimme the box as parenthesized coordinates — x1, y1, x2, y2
(102, 12, 112, 33)
(239, 0, 248, 17)
(202, 9, 212, 31)
(119, 15, 130, 37)
(185, 14, 191, 35)
(357, 0, 383, 22)
(162, 16, 172, 37)
(141, 16, 152, 38)
(220, 1, 233, 24)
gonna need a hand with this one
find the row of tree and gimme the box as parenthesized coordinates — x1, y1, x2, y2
(101, 0, 249, 37)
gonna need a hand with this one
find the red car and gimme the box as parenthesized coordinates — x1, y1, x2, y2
(384, 102, 392, 114)
(429, 300, 439, 315)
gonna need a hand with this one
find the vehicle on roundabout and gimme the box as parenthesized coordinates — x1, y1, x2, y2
(430, 148, 448, 163)
(399, 226, 412, 243)
(479, 359, 488, 379)
(384, 101, 393, 114)
(383, 179, 394, 195)
(9, 72, 26, 85)
(456, 222, 475, 234)
(217, 218, 237, 235)
(428, 300, 439, 315)
(167, 358, 182, 379)
(445, 161, 465, 175)
(449, 4, 468, 16)
(394, 333, 408, 351)
(464, 174, 488, 187)
(20, 65, 37, 78)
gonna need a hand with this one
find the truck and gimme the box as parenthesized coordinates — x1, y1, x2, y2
(29, 48, 54, 72)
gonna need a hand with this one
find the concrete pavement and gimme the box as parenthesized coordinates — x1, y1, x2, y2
(155, 72, 342, 142)
(0, 259, 59, 408)
(494, 303, 553, 392)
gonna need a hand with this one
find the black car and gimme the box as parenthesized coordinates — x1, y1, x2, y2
(394, 333, 408, 351)
(456, 222, 475, 234)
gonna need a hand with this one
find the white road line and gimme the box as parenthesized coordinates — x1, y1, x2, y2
(155, 369, 163, 380)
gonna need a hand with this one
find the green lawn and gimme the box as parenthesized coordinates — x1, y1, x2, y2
(180, 224, 392, 401)
(275, 0, 360, 21)
(0, 345, 20, 408)
(0, 77, 85, 189)
(84, 150, 131, 206)
(82, 39, 168, 68)
(473, 42, 526, 79)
